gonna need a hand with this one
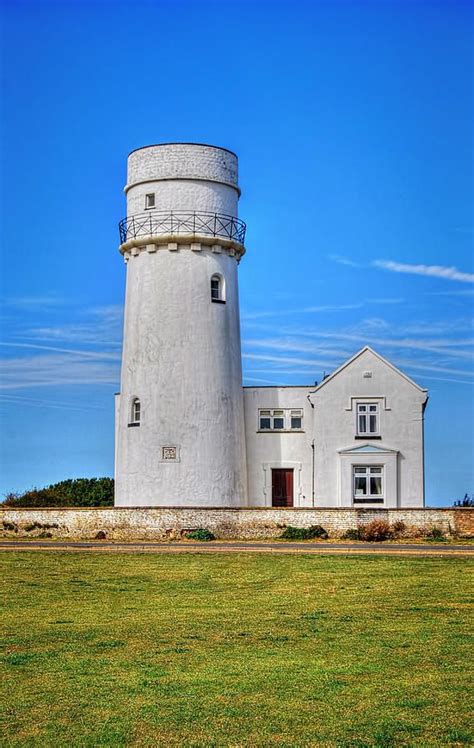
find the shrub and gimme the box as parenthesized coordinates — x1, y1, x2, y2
(185, 528, 215, 541)
(342, 528, 363, 541)
(24, 522, 58, 532)
(280, 525, 329, 540)
(425, 526, 446, 541)
(2, 521, 17, 532)
(1, 478, 114, 508)
(391, 520, 407, 537)
(361, 520, 393, 542)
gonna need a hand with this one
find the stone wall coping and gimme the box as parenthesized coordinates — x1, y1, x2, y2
(0, 506, 467, 513)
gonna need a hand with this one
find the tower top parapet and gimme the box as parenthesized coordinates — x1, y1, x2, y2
(125, 142, 240, 195)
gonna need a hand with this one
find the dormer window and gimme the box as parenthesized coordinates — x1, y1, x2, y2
(357, 403, 379, 436)
(145, 193, 155, 209)
(211, 274, 225, 303)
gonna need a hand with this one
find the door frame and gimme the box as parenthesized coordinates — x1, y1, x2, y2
(262, 462, 302, 507)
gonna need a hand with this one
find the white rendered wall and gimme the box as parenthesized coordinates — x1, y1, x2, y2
(115, 144, 247, 506)
(244, 387, 314, 506)
(310, 349, 427, 508)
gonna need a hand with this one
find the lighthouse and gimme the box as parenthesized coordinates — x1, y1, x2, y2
(114, 143, 248, 507)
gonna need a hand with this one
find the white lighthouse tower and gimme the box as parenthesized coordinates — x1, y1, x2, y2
(114, 143, 248, 507)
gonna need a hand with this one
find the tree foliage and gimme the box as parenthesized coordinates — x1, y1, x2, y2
(2, 478, 114, 508)
(453, 493, 474, 508)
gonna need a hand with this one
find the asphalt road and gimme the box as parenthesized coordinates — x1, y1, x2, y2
(0, 540, 472, 556)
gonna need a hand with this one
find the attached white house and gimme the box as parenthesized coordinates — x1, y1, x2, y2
(114, 143, 428, 509)
(244, 346, 428, 508)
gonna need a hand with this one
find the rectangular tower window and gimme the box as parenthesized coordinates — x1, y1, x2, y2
(353, 466, 384, 504)
(145, 193, 155, 209)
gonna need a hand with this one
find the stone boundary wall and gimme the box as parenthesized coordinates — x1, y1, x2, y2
(0, 507, 472, 540)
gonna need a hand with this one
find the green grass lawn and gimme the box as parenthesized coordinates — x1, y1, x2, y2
(1, 553, 472, 747)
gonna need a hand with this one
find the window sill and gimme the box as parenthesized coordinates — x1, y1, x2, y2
(257, 429, 305, 434)
(128, 422, 140, 428)
(353, 498, 384, 504)
(211, 299, 226, 304)
(354, 435, 381, 440)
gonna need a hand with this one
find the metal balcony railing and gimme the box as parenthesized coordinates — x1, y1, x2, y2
(119, 210, 246, 245)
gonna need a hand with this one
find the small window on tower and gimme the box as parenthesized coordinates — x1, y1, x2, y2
(129, 397, 141, 426)
(145, 193, 155, 209)
(211, 274, 225, 303)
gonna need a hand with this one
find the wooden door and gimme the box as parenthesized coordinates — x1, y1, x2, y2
(272, 468, 294, 507)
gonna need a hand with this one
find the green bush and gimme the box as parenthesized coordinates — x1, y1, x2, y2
(280, 525, 329, 540)
(1, 478, 114, 508)
(425, 526, 446, 542)
(185, 528, 215, 541)
(342, 528, 363, 541)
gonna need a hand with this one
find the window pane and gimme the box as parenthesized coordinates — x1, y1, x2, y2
(291, 417, 302, 429)
(273, 418, 284, 429)
(260, 418, 271, 430)
(369, 405, 377, 412)
(273, 410, 284, 416)
(290, 409, 302, 416)
(354, 477, 367, 495)
(358, 404, 367, 413)
(369, 414, 377, 432)
(370, 467, 382, 474)
(358, 414, 367, 433)
(354, 467, 366, 474)
(370, 476, 382, 495)
(260, 410, 271, 416)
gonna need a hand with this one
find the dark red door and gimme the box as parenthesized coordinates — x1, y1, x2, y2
(272, 468, 294, 507)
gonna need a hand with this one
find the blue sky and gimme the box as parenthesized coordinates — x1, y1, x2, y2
(0, 0, 472, 506)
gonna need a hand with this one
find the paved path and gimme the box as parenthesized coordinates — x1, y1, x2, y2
(0, 540, 472, 556)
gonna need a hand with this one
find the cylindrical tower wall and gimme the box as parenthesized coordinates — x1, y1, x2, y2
(115, 143, 248, 507)
(126, 143, 239, 217)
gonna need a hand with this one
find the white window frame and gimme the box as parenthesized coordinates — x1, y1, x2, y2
(144, 193, 155, 210)
(353, 465, 384, 504)
(211, 274, 225, 303)
(258, 408, 303, 432)
(356, 402, 380, 436)
(130, 397, 141, 425)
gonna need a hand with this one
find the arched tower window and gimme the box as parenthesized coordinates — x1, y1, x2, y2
(211, 274, 225, 303)
(130, 397, 141, 426)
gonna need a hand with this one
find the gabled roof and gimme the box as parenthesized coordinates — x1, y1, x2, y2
(338, 443, 399, 455)
(313, 346, 428, 394)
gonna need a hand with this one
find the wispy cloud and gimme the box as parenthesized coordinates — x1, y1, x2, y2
(0, 354, 120, 390)
(0, 394, 108, 412)
(327, 254, 361, 267)
(18, 305, 123, 347)
(2, 295, 68, 309)
(372, 260, 474, 284)
(0, 342, 120, 360)
(241, 304, 362, 320)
